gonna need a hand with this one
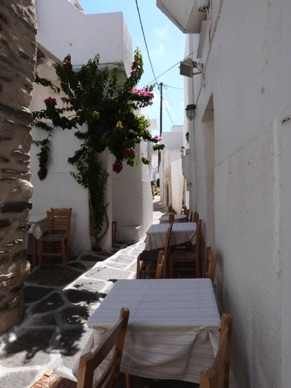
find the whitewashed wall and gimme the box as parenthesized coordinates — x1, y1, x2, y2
(160, 149, 183, 213)
(170, 158, 184, 213)
(149, 119, 159, 181)
(162, 125, 183, 149)
(30, 127, 91, 254)
(36, 0, 132, 75)
(159, 126, 184, 210)
(182, 0, 291, 386)
(31, 0, 154, 253)
(112, 142, 153, 242)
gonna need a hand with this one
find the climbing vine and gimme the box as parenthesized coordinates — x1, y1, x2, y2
(32, 48, 164, 250)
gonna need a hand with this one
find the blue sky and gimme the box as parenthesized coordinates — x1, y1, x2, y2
(80, 0, 186, 133)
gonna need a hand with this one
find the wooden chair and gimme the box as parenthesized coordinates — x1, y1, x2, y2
(193, 211, 199, 223)
(186, 210, 199, 223)
(30, 307, 130, 388)
(136, 225, 172, 279)
(155, 250, 165, 279)
(38, 208, 72, 269)
(181, 205, 187, 215)
(186, 208, 192, 222)
(200, 313, 233, 388)
(169, 219, 202, 278)
(168, 213, 175, 224)
(203, 246, 217, 284)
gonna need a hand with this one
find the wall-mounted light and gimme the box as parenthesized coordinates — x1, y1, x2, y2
(180, 58, 203, 77)
(185, 104, 196, 121)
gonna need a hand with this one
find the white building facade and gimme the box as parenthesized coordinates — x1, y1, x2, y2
(157, 0, 291, 387)
(159, 125, 184, 213)
(29, 0, 154, 253)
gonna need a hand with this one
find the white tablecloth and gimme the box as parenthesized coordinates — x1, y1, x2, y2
(144, 222, 196, 251)
(159, 214, 187, 223)
(28, 215, 48, 239)
(73, 279, 220, 384)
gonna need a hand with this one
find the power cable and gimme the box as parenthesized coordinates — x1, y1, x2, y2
(164, 86, 183, 123)
(162, 95, 175, 126)
(145, 50, 198, 86)
(134, 0, 158, 84)
(133, 3, 197, 128)
(164, 84, 184, 91)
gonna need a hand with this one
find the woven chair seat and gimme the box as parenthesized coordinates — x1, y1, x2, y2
(41, 233, 67, 242)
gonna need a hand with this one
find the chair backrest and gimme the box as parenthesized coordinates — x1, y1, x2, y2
(156, 251, 165, 279)
(195, 219, 202, 270)
(193, 211, 199, 223)
(200, 313, 233, 388)
(181, 205, 187, 215)
(163, 225, 173, 258)
(162, 225, 173, 277)
(76, 307, 130, 388)
(186, 209, 192, 222)
(168, 213, 175, 224)
(203, 246, 217, 284)
(47, 208, 72, 235)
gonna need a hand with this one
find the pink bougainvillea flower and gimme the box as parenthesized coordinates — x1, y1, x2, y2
(113, 160, 123, 173)
(37, 170, 46, 180)
(131, 88, 154, 99)
(44, 97, 57, 107)
(123, 148, 135, 158)
(153, 135, 162, 142)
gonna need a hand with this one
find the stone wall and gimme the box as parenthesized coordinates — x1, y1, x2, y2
(0, 1, 37, 334)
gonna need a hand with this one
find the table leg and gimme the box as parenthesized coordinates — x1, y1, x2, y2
(125, 373, 132, 388)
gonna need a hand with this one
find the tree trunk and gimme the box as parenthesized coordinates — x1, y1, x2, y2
(0, 0, 37, 334)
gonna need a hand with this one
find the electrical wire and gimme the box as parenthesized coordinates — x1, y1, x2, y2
(164, 86, 183, 123)
(133, 2, 198, 128)
(145, 50, 198, 86)
(143, 50, 198, 127)
(162, 95, 175, 126)
(134, 0, 158, 84)
(164, 84, 184, 90)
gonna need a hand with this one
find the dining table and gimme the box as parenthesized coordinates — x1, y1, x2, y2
(159, 214, 187, 223)
(73, 278, 220, 384)
(28, 215, 48, 266)
(144, 221, 196, 251)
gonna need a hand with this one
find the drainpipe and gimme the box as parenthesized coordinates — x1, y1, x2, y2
(188, 35, 197, 212)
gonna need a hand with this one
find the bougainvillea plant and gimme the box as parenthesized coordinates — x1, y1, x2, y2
(32, 48, 164, 250)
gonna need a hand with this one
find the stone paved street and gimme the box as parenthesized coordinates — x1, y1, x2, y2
(0, 198, 197, 388)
